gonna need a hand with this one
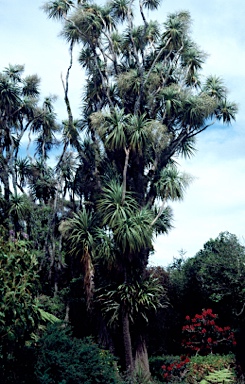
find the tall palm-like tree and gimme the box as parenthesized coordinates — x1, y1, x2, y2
(0, 65, 53, 232)
(96, 180, 155, 373)
(59, 208, 98, 310)
(0, 66, 22, 201)
(9, 193, 31, 234)
(28, 161, 57, 204)
(15, 157, 31, 193)
(43, 0, 238, 377)
(55, 151, 78, 200)
(30, 96, 59, 161)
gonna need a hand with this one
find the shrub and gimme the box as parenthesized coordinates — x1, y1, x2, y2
(150, 354, 237, 383)
(0, 233, 42, 382)
(161, 356, 190, 382)
(182, 309, 236, 355)
(185, 354, 236, 384)
(35, 324, 121, 384)
(150, 355, 190, 382)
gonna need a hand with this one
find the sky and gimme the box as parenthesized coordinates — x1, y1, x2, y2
(1, 0, 245, 267)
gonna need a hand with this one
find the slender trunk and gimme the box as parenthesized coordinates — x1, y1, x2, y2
(139, 1, 148, 26)
(64, 303, 70, 323)
(151, 199, 166, 226)
(122, 308, 134, 376)
(9, 134, 18, 196)
(13, 212, 21, 234)
(82, 246, 95, 311)
(2, 169, 10, 203)
(2, 168, 11, 230)
(49, 186, 59, 288)
(61, 41, 74, 130)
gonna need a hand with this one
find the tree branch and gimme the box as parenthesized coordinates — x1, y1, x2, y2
(122, 146, 130, 205)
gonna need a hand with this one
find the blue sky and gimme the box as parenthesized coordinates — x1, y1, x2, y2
(1, 0, 245, 266)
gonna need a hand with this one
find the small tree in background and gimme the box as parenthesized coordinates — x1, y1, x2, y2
(182, 309, 236, 355)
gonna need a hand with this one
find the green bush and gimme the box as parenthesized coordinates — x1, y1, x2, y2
(35, 324, 122, 384)
(0, 237, 41, 343)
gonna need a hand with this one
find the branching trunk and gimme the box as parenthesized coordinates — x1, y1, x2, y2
(58, 41, 74, 170)
(122, 147, 130, 205)
(146, 130, 187, 206)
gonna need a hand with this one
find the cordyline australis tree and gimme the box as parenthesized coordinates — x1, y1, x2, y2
(43, 0, 237, 377)
(0, 65, 59, 228)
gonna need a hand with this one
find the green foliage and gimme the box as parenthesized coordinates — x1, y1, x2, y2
(97, 181, 138, 229)
(200, 368, 235, 384)
(98, 276, 167, 325)
(186, 354, 236, 384)
(38, 308, 60, 324)
(0, 234, 41, 346)
(166, 232, 245, 356)
(60, 208, 97, 257)
(39, 291, 67, 319)
(0, 231, 43, 382)
(195, 232, 245, 311)
(35, 324, 122, 384)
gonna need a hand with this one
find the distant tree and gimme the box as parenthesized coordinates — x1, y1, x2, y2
(176, 232, 245, 321)
(0, 65, 58, 203)
(165, 232, 245, 357)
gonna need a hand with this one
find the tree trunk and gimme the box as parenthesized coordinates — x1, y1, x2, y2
(1, 169, 11, 230)
(2, 169, 10, 203)
(98, 315, 115, 355)
(122, 309, 134, 376)
(134, 334, 151, 379)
